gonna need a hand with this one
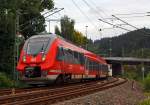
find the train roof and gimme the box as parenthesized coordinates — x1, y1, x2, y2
(29, 33, 106, 63)
(29, 33, 56, 39)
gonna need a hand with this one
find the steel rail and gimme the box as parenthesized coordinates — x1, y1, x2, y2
(0, 78, 126, 105)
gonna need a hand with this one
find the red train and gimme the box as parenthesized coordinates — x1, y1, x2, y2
(17, 34, 112, 85)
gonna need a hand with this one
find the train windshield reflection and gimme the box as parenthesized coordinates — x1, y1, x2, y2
(27, 37, 50, 55)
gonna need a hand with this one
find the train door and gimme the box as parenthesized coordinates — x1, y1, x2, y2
(57, 46, 65, 73)
(55, 46, 66, 83)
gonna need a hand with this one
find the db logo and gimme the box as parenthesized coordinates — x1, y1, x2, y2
(31, 57, 36, 62)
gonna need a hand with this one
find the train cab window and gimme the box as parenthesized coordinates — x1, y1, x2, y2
(26, 37, 51, 55)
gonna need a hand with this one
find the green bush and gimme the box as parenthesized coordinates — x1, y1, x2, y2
(143, 73, 150, 91)
(0, 72, 13, 88)
(139, 99, 150, 105)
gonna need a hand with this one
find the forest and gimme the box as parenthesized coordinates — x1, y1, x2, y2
(90, 28, 150, 58)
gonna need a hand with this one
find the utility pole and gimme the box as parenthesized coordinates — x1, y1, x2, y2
(13, 10, 20, 87)
(141, 62, 145, 81)
(109, 39, 112, 57)
(99, 28, 102, 39)
(48, 20, 50, 33)
(46, 19, 60, 33)
(85, 25, 88, 50)
(141, 48, 145, 81)
(85, 25, 88, 76)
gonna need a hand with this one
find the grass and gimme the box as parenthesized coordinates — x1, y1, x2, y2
(0, 72, 28, 88)
(139, 93, 150, 105)
(137, 73, 150, 105)
(0, 72, 13, 88)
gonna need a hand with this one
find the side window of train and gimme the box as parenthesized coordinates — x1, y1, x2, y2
(93, 62, 96, 70)
(101, 65, 108, 71)
(63, 49, 68, 62)
(73, 51, 79, 64)
(85, 57, 89, 69)
(92, 61, 99, 71)
(106, 65, 109, 71)
(63, 48, 74, 63)
(89, 60, 93, 71)
(96, 62, 99, 70)
(99, 64, 102, 70)
(68, 49, 74, 63)
(56, 47, 64, 61)
(79, 53, 85, 65)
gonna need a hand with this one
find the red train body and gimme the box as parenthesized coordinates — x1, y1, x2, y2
(17, 34, 110, 85)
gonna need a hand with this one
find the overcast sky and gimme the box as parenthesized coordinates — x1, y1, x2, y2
(45, 0, 150, 40)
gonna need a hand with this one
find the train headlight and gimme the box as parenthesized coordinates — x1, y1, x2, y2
(23, 56, 26, 62)
(42, 55, 46, 61)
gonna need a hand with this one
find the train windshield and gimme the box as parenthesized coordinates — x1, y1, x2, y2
(26, 37, 50, 55)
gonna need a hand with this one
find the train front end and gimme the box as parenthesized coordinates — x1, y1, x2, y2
(17, 35, 55, 85)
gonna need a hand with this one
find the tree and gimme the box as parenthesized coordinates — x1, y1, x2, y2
(92, 28, 150, 57)
(0, 8, 15, 74)
(19, 0, 54, 38)
(54, 25, 61, 35)
(0, 0, 54, 75)
(59, 15, 75, 41)
(74, 30, 87, 46)
(55, 15, 88, 47)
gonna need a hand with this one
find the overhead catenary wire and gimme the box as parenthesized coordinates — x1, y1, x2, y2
(20, 8, 58, 27)
(88, 0, 110, 18)
(82, 0, 105, 20)
(44, 8, 64, 19)
(82, 0, 116, 38)
(98, 18, 132, 32)
(115, 12, 150, 16)
(71, 0, 99, 32)
(104, 15, 149, 20)
(20, 8, 64, 31)
(41, 8, 58, 16)
(112, 15, 140, 30)
(112, 15, 150, 36)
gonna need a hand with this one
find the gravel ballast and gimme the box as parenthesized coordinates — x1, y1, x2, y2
(52, 80, 145, 105)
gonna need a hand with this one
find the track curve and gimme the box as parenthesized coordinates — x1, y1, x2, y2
(0, 78, 127, 105)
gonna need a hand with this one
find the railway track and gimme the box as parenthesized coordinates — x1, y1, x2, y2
(0, 79, 97, 96)
(0, 78, 127, 105)
(0, 87, 50, 96)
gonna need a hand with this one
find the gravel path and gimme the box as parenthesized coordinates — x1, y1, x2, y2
(52, 80, 145, 105)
